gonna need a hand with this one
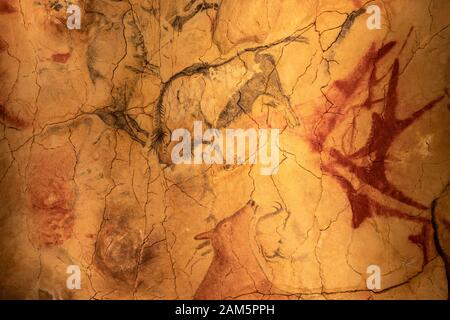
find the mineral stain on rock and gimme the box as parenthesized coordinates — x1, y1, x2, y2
(94, 218, 142, 284)
(0, 104, 30, 129)
(0, 37, 7, 52)
(0, 0, 16, 14)
(52, 53, 71, 64)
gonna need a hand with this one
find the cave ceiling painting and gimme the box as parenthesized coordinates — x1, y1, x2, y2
(0, 0, 449, 300)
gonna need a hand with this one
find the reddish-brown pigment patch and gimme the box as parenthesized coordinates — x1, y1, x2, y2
(408, 224, 432, 266)
(52, 53, 71, 63)
(441, 219, 450, 231)
(0, 0, 16, 13)
(0, 104, 30, 128)
(194, 200, 274, 299)
(0, 37, 7, 52)
(27, 146, 76, 247)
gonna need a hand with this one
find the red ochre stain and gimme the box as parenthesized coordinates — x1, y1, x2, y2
(0, 0, 17, 13)
(0, 104, 30, 128)
(0, 37, 7, 52)
(27, 147, 76, 248)
(194, 200, 274, 300)
(52, 53, 71, 63)
(442, 219, 450, 231)
(408, 224, 431, 266)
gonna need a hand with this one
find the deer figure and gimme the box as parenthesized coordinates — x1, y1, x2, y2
(194, 200, 279, 300)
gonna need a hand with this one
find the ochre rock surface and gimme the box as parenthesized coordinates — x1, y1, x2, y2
(0, 0, 449, 299)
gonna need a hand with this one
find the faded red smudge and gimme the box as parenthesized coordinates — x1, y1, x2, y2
(408, 224, 432, 266)
(52, 53, 71, 63)
(0, 37, 7, 52)
(0, 0, 16, 13)
(27, 147, 76, 248)
(352, 0, 362, 7)
(442, 219, 450, 231)
(194, 200, 275, 300)
(0, 104, 30, 128)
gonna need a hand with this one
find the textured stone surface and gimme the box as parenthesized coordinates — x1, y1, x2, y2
(0, 0, 449, 299)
